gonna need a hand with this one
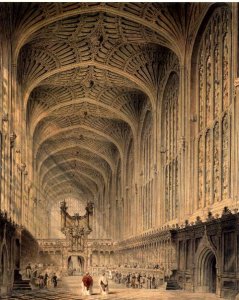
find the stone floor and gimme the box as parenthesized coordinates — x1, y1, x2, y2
(1, 276, 223, 300)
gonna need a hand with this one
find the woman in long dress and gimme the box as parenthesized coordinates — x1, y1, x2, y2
(99, 272, 109, 295)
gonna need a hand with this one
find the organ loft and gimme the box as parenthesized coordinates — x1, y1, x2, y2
(0, 2, 239, 299)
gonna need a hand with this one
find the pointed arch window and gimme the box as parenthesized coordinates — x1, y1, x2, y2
(196, 6, 232, 208)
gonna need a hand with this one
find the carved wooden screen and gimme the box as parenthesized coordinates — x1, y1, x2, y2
(196, 6, 232, 208)
(163, 72, 179, 222)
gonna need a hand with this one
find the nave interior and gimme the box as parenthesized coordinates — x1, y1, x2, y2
(0, 2, 239, 299)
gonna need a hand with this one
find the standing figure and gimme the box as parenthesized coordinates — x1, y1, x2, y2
(99, 272, 109, 295)
(38, 275, 44, 289)
(25, 263, 32, 279)
(151, 275, 156, 289)
(126, 273, 131, 288)
(137, 273, 141, 288)
(131, 273, 136, 288)
(82, 272, 93, 295)
(147, 274, 152, 289)
(141, 274, 147, 289)
(44, 273, 49, 288)
(51, 273, 58, 288)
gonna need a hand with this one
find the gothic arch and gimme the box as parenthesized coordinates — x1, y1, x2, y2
(0, 244, 9, 287)
(196, 247, 217, 293)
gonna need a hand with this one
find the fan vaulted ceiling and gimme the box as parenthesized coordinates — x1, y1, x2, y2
(13, 2, 209, 206)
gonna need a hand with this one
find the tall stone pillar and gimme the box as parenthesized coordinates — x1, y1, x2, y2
(0, 35, 11, 214)
(234, 79, 239, 203)
(178, 65, 189, 222)
(231, 3, 238, 204)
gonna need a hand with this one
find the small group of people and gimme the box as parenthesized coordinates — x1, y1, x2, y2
(37, 272, 58, 289)
(81, 272, 109, 295)
(114, 271, 157, 289)
(116, 263, 164, 270)
(25, 263, 59, 289)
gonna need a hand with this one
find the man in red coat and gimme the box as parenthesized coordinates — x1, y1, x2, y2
(82, 272, 93, 295)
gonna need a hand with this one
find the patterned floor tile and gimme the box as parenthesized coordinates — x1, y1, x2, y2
(2, 276, 224, 300)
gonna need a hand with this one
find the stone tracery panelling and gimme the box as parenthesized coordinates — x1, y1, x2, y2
(205, 130, 211, 205)
(33, 117, 130, 166)
(37, 136, 117, 163)
(115, 159, 122, 239)
(213, 122, 220, 203)
(12, 3, 212, 65)
(125, 139, 134, 237)
(195, 6, 232, 208)
(44, 170, 98, 193)
(27, 71, 146, 139)
(4, 2, 225, 238)
(140, 110, 153, 231)
(46, 185, 95, 205)
(162, 72, 179, 222)
(13, 2, 200, 58)
(39, 153, 110, 187)
(16, 3, 184, 221)
(18, 12, 166, 90)
(44, 169, 101, 194)
(42, 160, 105, 190)
(198, 135, 204, 209)
(222, 114, 230, 200)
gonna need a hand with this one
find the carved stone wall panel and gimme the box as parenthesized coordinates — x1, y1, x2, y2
(198, 135, 204, 209)
(162, 72, 179, 222)
(205, 130, 211, 205)
(198, 50, 204, 132)
(213, 122, 220, 203)
(222, 9, 231, 111)
(222, 114, 229, 200)
(196, 6, 232, 208)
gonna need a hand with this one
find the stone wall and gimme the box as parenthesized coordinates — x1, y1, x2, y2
(0, 212, 40, 295)
(172, 208, 239, 299)
(0, 212, 19, 295)
(20, 229, 39, 269)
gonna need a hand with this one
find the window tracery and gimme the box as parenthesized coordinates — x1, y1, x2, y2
(196, 6, 231, 207)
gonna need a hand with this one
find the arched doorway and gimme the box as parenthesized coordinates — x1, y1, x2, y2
(0, 246, 8, 287)
(15, 239, 20, 269)
(197, 248, 217, 293)
(68, 256, 84, 275)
